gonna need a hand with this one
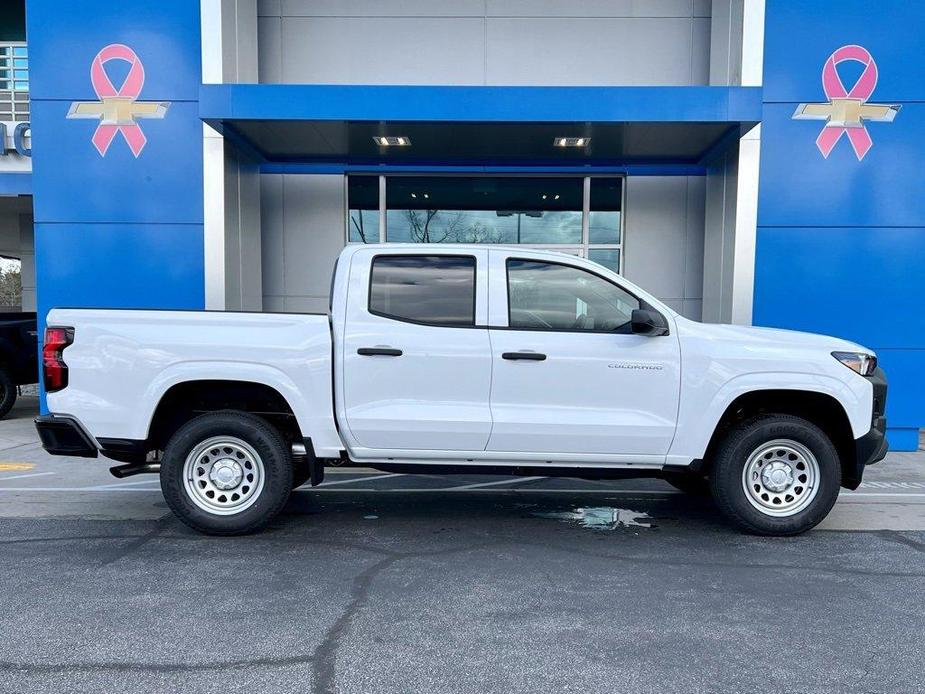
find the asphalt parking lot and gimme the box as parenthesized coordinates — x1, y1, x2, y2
(1, 396, 924, 693)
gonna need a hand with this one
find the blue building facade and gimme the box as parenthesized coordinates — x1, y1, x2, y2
(13, 0, 924, 449)
(755, 0, 925, 450)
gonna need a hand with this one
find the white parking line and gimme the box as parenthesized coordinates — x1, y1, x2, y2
(90, 478, 161, 490)
(317, 473, 404, 487)
(0, 471, 56, 482)
(843, 492, 925, 498)
(448, 477, 545, 490)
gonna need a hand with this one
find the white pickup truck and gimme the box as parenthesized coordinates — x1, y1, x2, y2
(36, 244, 887, 536)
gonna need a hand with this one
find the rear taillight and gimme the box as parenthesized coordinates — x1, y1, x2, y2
(43, 327, 74, 393)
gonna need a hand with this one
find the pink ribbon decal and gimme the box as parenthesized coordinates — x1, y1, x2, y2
(815, 45, 878, 159)
(88, 44, 148, 157)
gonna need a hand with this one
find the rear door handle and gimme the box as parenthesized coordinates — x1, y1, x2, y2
(357, 347, 403, 357)
(502, 351, 547, 361)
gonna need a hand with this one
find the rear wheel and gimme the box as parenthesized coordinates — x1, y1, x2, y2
(709, 414, 841, 535)
(160, 411, 293, 535)
(0, 367, 17, 419)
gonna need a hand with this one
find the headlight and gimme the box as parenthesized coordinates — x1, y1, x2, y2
(832, 351, 878, 376)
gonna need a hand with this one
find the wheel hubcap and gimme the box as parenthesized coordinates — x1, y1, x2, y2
(183, 436, 265, 515)
(741, 439, 819, 517)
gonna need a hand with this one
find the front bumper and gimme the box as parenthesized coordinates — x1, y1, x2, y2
(843, 367, 888, 489)
(35, 415, 98, 458)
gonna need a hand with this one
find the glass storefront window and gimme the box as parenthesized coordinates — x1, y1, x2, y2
(347, 174, 623, 274)
(385, 177, 582, 245)
(587, 248, 621, 273)
(588, 178, 621, 244)
(347, 176, 379, 243)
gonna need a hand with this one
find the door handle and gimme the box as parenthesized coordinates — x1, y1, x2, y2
(357, 347, 403, 357)
(502, 351, 546, 361)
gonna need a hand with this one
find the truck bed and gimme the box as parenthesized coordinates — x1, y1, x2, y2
(45, 308, 340, 454)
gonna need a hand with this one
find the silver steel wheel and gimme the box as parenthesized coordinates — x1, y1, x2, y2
(741, 438, 820, 517)
(182, 436, 265, 516)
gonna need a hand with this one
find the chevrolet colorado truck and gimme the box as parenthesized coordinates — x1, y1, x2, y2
(35, 245, 887, 536)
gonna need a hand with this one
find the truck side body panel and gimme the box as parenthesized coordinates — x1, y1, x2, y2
(45, 308, 342, 456)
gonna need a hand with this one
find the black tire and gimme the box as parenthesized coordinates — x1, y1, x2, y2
(665, 473, 711, 497)
(0, 368, 16, 419)
(709, 414, 841, 536)
(160, 410, 293, 535)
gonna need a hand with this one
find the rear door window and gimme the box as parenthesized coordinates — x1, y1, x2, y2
(369, 255, 476, 327)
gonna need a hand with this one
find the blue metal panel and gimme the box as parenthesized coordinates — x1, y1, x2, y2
(201, 84, 763, 124)
(30, 100, 204, 225)
(35, 223, 204, 310)
(26, 0, 201, 102)
(0, 173, 31, 195)
(759, 103, 925, 228)
(27, 0, 204, 413)
(753, 226, 925, 350)
(754, 226, 925, 448)
(763, 0, 925, 103)
(757, 1, 925, 449)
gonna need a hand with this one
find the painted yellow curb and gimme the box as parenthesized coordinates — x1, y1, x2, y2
(0, 462, 34, 471)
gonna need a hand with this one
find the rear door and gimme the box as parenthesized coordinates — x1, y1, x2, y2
(339, 249, 493, 452)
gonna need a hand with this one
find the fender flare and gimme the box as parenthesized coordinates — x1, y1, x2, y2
(137, 361, 316, 441)
(668, 371, 870, 462)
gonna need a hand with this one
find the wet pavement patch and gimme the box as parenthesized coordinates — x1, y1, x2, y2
(532, 506, 655, 530)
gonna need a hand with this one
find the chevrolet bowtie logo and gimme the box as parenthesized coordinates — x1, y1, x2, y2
(792, 45, 899, 161)
(792, 98, 898, 129)
(66, 43, 169, 157)
(68, 96, 167, 126)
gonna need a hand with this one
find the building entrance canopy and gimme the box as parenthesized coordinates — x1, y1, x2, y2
(200, 84, 761, 172)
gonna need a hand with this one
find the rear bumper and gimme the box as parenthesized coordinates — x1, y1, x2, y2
(34, 415, 98, 458)
(843, 367, 888, 489)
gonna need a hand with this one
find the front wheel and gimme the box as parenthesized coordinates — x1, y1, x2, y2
(709, 414, 841, 536)
(160, 411, 293, 535)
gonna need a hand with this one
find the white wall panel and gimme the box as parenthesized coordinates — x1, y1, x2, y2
(262, 0, 711, 86)
(486, 18, 698, 86)
(486, 1, 700, 17)
(279, 0, 486, 16)
(262, 174, 345, 313)
(257, 16, 282, 82)
(278, 17, 486, 84)
(623, 176, 704, 320)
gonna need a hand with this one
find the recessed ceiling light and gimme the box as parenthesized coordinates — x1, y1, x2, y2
(554, 137, 590, 147)
(373, 136, 411, 147)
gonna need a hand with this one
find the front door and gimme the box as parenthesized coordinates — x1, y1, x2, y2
(486, 252, 680, 457)
(340, 250, 493, 452)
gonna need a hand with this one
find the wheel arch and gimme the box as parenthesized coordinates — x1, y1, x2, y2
(698, 389, 857, 487)
(146, 378, 304, 453)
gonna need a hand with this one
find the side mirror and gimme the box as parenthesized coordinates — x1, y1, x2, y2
(631, 308, 669, 337)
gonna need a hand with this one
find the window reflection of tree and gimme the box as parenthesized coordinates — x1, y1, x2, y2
(350, 209, 374, 244)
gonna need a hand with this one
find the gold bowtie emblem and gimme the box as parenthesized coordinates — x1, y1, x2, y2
(67, 96, 168, 126)
(793, 98, 898, 128)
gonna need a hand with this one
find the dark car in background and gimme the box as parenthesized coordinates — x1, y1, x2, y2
(0, 312, 37, 418)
